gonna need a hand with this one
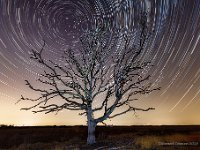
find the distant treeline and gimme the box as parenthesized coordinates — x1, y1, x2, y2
(0, 124, 14, 127)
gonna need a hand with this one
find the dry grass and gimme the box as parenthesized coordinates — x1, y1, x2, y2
(3, 133, 200, 150)
(0, 126, 199, 150)
(12, 142, 81, 150)
(135, 133, 200, 149)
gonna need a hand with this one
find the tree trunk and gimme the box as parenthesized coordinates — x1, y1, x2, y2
(87, 107, 96, 145)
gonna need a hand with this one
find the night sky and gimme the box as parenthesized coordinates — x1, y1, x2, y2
(0, 0, 200, 126)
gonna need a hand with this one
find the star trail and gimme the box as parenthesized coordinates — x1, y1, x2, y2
(0, 0, 200, 126)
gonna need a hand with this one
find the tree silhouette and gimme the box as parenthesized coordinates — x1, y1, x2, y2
(19, 13, 160, 144)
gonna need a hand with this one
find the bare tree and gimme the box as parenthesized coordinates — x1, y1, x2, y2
(18, 13, 160, 145)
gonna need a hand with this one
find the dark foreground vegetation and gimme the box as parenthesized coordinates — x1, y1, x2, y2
(0, 125, 200, 149)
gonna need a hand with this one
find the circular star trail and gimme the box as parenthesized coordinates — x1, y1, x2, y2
(0, 0, 200, 125)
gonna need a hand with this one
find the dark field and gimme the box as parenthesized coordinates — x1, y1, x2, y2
(0, 125, 200, 150)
